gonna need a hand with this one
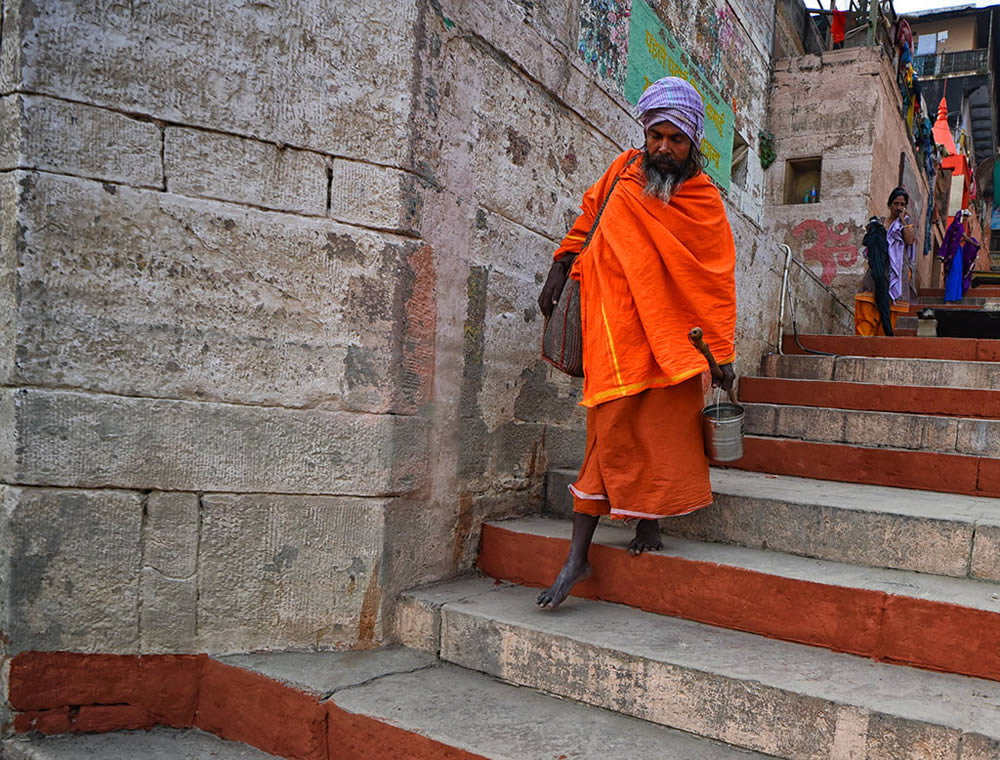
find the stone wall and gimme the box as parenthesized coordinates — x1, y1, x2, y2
(1, 0, 850, 727)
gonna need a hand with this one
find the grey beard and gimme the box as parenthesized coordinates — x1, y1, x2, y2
(642, 153, 682, 202)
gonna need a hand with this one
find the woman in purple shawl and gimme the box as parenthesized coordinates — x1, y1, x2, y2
(939, 210, 978, 302)
(886, 187, 916, 302)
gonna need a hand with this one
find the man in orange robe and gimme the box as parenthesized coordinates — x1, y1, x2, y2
(536, 76, 737, 608)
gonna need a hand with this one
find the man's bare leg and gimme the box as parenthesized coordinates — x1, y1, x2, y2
(536, 512, 599, 609)
(627, 518, 662, 555)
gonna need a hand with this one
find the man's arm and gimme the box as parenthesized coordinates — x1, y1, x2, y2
(538, 186, 601, 318)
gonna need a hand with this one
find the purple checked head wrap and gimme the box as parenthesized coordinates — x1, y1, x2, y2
(636, 76, 705, 146)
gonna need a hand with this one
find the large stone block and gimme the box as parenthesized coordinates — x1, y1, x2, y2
(139, 569, 197, 654)
(328, 158, 420, 234)
(0, 486, 142, 654)
(9, 171, 432, 411)
(0, 94, 162, 186)
(971, 521, 1000, 582)
(1, 387, 428, 495)
(468, 39, 621, 241)
(197, 493, 390, 652)
(164, 128, 326, 215)
(16, 0, 418, 166)
(143, 492, 198, 578)
(0, 0, 23, 93)
(0, 174, 16, 385)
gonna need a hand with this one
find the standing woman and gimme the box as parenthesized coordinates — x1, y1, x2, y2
(886, 187, 917, 304)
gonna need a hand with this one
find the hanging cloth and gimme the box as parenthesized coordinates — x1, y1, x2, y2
(832, 10, 847, 44)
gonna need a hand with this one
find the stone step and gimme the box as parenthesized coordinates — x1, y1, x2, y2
(3, 728, 281, 759)
(7, 648, 769, 760)
(403, 576, 1000, 759)
(743, 402, 1000, 457)
(762, 353, 1000, 389)
(545, 468, 1000, 578)
(778, 334, 1000, 361)
(732, 436, 1000, 497)
(331, 661, 774, 759)
(473, 517, 1000, 682)
(739, 376, 1000, 419)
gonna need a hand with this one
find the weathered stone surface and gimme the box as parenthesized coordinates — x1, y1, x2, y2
(0, 174, 16, 385)
(470, 37, 620, 241)
(0, 96, 18, 168)
(143, 492, 199, 578)
(0, 94, 162, 186)
(0, 0, 22, 93)
(1, 486, 142, 654)
(745, 404, 966, 453)
(16, 0, 419, 166)
(197, 493, 389, 652)
(328, 159, 418, 234)
(435, 579, 1000, 759)
(9, 171, 432, 410)
(164, 128, 326, 215)
(139, 569, 197, 654)
(971, 521, 1000, 582)
(1, 388, 428, 495)
(957, 420, 1000, 457)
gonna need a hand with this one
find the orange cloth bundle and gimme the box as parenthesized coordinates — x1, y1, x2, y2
(553, 149, 737, 408)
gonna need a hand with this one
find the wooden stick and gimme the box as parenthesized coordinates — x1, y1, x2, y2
(688, 327, 739, 405)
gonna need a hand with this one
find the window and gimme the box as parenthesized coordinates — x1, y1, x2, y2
(730, 131, 749, 190)
(783, 157, 822, 205)
(916, 33, 937, 55)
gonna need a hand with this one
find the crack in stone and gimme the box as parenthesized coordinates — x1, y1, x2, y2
(320, 662, 439, 700)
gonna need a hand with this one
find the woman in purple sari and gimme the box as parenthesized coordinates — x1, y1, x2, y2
(939, 210, 979, 302)
(886, 187, 917, 303)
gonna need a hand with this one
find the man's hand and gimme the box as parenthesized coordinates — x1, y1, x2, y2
(538, 257, 571, 319)
(713, 362, 736, 392)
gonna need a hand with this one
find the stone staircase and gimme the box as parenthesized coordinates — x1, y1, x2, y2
(8, 334, 1000, 759)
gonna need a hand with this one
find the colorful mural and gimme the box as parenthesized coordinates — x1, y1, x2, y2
(578, 0, 632, 93)
(624, 0, 735, 190)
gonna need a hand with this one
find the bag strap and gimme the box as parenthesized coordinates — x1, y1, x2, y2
(580, 152, 641, 250)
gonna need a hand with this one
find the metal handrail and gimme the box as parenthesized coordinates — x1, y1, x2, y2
(776, 244, 855, 354)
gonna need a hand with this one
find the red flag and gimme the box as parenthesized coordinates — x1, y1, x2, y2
(832, 10, 847, 44)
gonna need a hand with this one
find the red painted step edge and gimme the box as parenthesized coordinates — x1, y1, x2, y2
(739, 377, 1000, 419)
(781, 334, 1000, 361)
(731, 437, 1000, 497)
(477, 524, 1000, 683)
(8, 652, 483, 760)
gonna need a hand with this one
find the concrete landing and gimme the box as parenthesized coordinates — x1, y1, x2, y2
(3, 728, 280, 759)
(475, 517, 1000, 680)
(403, 577, 1000, 759)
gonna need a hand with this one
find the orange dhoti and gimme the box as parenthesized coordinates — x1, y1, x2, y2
(854, 293, 909, 336)
(570, 377, 712, 519)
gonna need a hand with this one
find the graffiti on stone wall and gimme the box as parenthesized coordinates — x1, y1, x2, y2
(788, 219, 861, 285)
(578, 0, 631, 91)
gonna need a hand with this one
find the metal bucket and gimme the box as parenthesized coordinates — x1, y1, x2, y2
(702, 399, 744, 462)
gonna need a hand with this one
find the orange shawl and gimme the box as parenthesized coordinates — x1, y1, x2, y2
(553, 149, 737, 408)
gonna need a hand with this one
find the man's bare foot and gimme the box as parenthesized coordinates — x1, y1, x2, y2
(536, 558, 592, 609)
(627, 518, 662, 556)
